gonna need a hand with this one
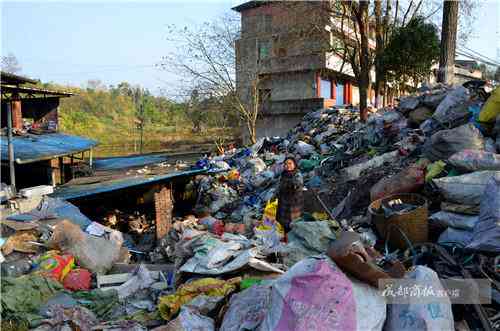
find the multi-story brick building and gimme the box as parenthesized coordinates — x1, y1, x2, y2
(233, 1, 376, 139)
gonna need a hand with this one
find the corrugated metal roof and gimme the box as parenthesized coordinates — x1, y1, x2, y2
(0, 71, 39, 85)
(50, 168, 206, 200)
(1, 84, 74, 97)
(1, 133, 98, 164)
(93, 154, 169, 171)
(231, 1, 268, 12)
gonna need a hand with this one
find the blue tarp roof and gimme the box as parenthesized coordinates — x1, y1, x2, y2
(93, 154, 169, 171)
(50, 168, 205, 200)
(1, 133, 98, 164)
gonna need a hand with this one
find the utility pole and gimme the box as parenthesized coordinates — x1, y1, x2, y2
(6, 102, 16, 193)
(438, 0, 459, 84)
(139, 101, 144, 154)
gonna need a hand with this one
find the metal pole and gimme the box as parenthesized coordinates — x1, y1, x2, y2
(139, 102, 144, 154)
(89, 148, 93, 168)
(6, 102, 16, 193)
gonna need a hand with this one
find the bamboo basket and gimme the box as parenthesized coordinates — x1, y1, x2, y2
(368, 193, 428, 250)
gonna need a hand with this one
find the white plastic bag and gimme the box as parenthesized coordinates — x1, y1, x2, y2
(467, 173, 500, 252)
(429, 211, 479, 231)
(220, 285, 271, 331)
(259, 256, 386, 331)
(432, 171, 500, 205)
(432, 86, 469, 123)
(448, 150, 500, 171)
(385, 266, 454, 331)
(294, 141, 315, 157)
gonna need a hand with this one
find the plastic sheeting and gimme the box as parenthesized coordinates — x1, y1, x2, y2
(179, 234, 284, 275)
(0, 133, 97, 164)
(432, 171, 500, 205)
(294, 141, 316, 157)
(425, 124, 485, 161)
(259, 256, 386, 331)
(162, 306, 215, 331)
(429, 211, 478, 231)
(283, 221, 336, 267)
(7, 196, 92, 230)
(385, 266, 454, 331)
(220, 285, 271, 331)
(432, 86, 469, 124)
(448, 149, 500, 171)
(467, 173, 500, 252)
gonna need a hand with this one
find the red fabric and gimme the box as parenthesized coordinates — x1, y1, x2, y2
(63, 268, 92, 291)
(213, 221, 225, 236)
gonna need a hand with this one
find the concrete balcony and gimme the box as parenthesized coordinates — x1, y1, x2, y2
(262, 98, 327, 115)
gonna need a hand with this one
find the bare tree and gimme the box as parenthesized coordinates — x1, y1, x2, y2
(162, 14, 265, 144)
(437, 0, 459, 84)
(1, 53, 21, 74)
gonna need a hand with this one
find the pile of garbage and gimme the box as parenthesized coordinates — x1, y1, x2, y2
(1, 82, 500, 330)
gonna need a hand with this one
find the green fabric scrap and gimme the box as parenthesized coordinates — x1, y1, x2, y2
(0, 275, 63, 326)
(72, 288, 120, 319)
(426, 160, 446, 182)
(240, 278, 263, 290)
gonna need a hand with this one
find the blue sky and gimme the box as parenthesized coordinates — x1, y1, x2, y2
(1, 0, 499, 96)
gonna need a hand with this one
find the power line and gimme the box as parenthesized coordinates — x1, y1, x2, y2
(456, 48, 500, 67)
(458, 44, 500, 66)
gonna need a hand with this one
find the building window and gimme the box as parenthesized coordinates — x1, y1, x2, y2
(258, 41, 271, 61)
(320, 78, 332, 99)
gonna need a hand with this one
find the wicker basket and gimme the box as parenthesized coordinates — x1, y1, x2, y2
(368, 193, 428, 250)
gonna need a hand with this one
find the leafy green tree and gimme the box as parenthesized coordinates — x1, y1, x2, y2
(382, 16, 440, 92)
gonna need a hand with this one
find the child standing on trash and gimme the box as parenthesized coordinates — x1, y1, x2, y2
(277, 156, 304, 236)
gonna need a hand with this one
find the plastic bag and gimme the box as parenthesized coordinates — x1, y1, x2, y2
(425, 123, 485, 161)
(438, 227, 473, 247)
(63, 268, 92, 291)
(287, 221, 336, 253)
(385, 266, 454, 331)
(370, 165, 424, 201)
(294, 141, 315, 157)
(220, 285, 271, 331)
(255, 199, 284, 246)
(432, 171, 500, 205)
(7, 196, 92, 230)
(49, 220, 125, 274)
(432, 86, 469, 123)
(158, 278, 238, 320)
(34, 251, 75, 282)
(254, 225, 283, 250)
(259, 257, 386, 331)
(199, 216, 225, 236)
(467, 173, 500, 252)
(425, 160, 446, 182)
(408, 107, 433, 125)
(342, 150, 400, 180)
(162, 306, 215, 331)
(261, 200, 282, 231)
(485, 138, 497, 153)
(399, 95, 421, 111)
(251, 170, 275, 188)
(479, 87, 500, 123)
(448, 149, 500, 171)
(115, 264, 154, 300)
(429, 211, 478, 231)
